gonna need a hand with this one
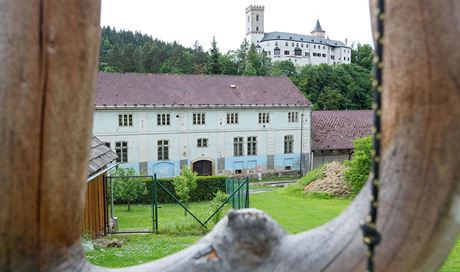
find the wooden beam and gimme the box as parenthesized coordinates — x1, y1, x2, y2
(0, 0, 100, 270)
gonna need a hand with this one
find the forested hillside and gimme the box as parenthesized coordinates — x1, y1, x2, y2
(99, 26, 374, 110)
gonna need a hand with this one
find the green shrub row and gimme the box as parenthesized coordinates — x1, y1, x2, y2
(111, 176, 227, 204)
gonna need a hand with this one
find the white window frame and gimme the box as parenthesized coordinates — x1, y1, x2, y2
(197, 138, 208, 148)
(284, 135, 294, 154)
(233, 137, 244, 157)
(115, 141, 128, 163)
(193, 113, 206, 125)
(258, 112, 269, 124)
(288, 112, 299, 122)
(157, 113, 170, 126)
(158, 140, 169, 160)
(118, 114, 133, 127)
(226, 113, 239, 124)
(247, 136, 257, 156)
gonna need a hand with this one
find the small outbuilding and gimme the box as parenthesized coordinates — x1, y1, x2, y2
(312, 110, 373, 169)
(82, 135, 117, 238)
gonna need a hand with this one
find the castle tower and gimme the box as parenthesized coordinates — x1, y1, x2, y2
(245, 5, 265, 45)
(311, 19, 326, 38)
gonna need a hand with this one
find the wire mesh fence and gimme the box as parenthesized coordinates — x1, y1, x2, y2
(106, 175, 249, 234)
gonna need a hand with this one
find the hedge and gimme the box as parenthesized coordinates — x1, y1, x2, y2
(111, 176, 227, 204)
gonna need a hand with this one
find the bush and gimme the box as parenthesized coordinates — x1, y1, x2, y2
(209, 191, 229, 224)
(146, 176, 227, 204)
(344, 136, 372, 195)
(172, 166, 198, 205)
(112, 168, 147, 211)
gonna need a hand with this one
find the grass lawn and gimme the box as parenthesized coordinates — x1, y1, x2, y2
(85, 234, 200, 268)
(86, 188, 460, 270)
(251, 189, 351, 233)
(112, 201, 231, 234)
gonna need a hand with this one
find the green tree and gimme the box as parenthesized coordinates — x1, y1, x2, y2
(351, 43, 374, 71)
(112, 167, 147, 212)
(205, 37, 222, 74)
(271, 60, 297, 77)
(344, 136, 373, 196)
(316, 87, 349, 110)
(173, 166, 198, 215)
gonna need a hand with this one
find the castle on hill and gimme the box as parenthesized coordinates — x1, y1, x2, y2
(245, 5, 351, 66)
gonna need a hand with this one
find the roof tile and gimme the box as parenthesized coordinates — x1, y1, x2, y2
(312, 110, 373, 151)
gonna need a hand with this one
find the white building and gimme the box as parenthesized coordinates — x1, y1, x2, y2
(93, 73, 312, 178)
(245, 5, 352, 66)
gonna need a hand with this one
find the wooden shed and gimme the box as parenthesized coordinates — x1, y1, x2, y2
(82, 135, 117, 238)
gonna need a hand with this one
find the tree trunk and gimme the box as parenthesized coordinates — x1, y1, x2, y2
(1, 0, 459, 271)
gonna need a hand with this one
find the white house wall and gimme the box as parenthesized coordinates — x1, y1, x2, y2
(93, 107, 312, 177)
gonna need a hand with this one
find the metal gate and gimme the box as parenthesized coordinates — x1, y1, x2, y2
(106, 175, 249, 234)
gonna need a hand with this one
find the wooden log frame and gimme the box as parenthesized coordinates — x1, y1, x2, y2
(0, 0, 459, 271)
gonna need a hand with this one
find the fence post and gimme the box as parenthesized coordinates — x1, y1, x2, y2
(245, 177, 249, 208)
(153, 174, 158, 234)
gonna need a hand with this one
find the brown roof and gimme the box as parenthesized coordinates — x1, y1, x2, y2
(88, 135, 117, 176)
(95, 73, 309, 107)
(312, 110, 373, 151)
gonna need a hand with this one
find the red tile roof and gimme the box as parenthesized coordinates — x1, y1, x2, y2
(95, 73, 309, 107)
(312, 110, 374, 151)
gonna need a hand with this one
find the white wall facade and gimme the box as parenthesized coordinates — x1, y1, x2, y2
(93, 106, 312, 177)
(259, 41, 351, 66)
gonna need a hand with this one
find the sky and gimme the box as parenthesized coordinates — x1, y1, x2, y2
(101, 0, 373, 52)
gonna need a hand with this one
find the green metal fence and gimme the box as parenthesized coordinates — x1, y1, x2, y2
(106, 175, 249, 234)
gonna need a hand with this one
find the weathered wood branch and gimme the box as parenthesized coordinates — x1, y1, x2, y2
(1, 0, 459, 271)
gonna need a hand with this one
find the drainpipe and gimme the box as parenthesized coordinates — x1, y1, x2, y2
(300, 113, 304, 177)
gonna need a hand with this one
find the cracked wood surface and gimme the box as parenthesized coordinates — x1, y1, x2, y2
(1, 0, 459, 271)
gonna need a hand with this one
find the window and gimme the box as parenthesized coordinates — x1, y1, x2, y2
(274, 47, 280, 55)
(115, 141, 128, 163)
(157, 113, 170, 126)
(322, 53, 326, 57)
(294, 48, 302, 56)
(235, 169, 242, 174)
(247, 136, 257, 156)
(118, 114, 133, 126)
(284, 135, 294, 154)
(291, 42, 294, 46)
(104, 142, 111, 148)
(285, 42, 288, 46)
(256, 27, 259, 31)
(288, 112, 299, 122)
(227, 113, 239, 124)
(284, 50, 289, 55)
(256, 14, 259, 21)
(306, 44, 309, 48)
(158, 140, 169, 160)
(323, 46, 325, 49)
(197, 138, 208, 148)
(258, 112, 269, 123)
(314, 45, 316, 49)
(301, 44, 303, 48)
(305, 52, 310, 57)
(193, 113, 205, 125)
(234, 137, 244, 157)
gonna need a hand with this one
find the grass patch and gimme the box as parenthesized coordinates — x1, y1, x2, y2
(250, 189, 351, 233)
(111, 201, 230, 235)
(85, 234, 200, 267)
(298, 165, 325, 187)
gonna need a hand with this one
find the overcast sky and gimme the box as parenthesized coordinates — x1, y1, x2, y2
(101, 0, 373, 52)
